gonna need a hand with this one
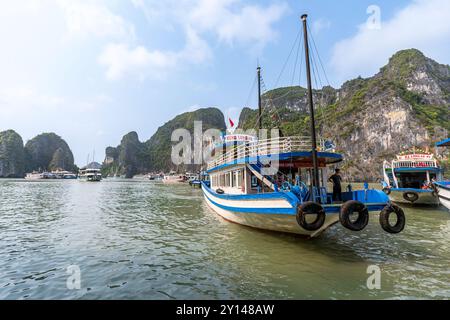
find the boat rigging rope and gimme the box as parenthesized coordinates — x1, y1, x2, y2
(306, 22, 333, 133)
(245, 73, 258, 109)
(273, 29, 302, 89)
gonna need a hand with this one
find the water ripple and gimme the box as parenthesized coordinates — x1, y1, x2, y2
(0, 179, 449, 299)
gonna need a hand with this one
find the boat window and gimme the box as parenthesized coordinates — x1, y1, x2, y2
(251, 175, 258, 188)
(236, 170, 242, 188)
(231, 171, 236, 187)
(396, 172, 428, 189)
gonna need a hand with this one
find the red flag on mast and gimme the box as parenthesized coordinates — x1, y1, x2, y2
(229, 118, 235, 128)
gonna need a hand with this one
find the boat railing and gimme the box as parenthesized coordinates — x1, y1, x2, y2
(392, 160, 438, 169)
(208, 136, 327, 170)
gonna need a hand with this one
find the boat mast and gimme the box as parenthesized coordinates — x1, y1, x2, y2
(257, 65, 262, 130)
(301, 14, 320, 191)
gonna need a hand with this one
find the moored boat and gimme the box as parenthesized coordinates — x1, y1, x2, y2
(163, 172, 186, 184)
(52, 170, 77, 179)
(382, 150, 442, 205)
(79, 161, 102, 182)
(434, 138, 450, 210)
(201, 14, 405, 238)
(25, 171, 57, 180)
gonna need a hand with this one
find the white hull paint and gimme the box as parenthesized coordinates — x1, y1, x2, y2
(388, 189, 439, 205)
(435, 184, 450, 210)
(203, 191, 339, 238)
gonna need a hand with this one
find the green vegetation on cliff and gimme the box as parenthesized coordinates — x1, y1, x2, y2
(0, 130, 25, 178)
(25, 133, 76, 172)
(238, 49, 450, 181)
(103, 107, 226, 177)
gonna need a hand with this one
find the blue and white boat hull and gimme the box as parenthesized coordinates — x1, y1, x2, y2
(435, 182, 450, 210)
(387, 188, 439, 205)
(202, 183, 390, 238)
(202, 187, 339, 237)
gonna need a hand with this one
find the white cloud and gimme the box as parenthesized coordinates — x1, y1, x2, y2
(312, 18, 331, 35)
(98, 43, 177, 81)
(331, 0, 450, 84)
(189, 0, 288, 48)
(58, 1, 135, 39)
(117, 0, 288, 80)
(98, 28, 212, 81)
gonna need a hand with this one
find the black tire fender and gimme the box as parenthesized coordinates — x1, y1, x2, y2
(296, 202, 326, 231)
(403, 192, 419, 203)
(216, 189, 225, 195)
(380, 204, 406, 234)
(339, 200, 369, 232)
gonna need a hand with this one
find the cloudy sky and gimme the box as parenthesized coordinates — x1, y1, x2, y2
(0, 0, 449, 166)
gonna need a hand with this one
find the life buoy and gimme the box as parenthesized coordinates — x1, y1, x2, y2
(296, 202, 326, 231)
(380, 204, 406, 234)
(403, 192, 419, 203)
(339, 201, 369, 231)
(382, 187, 391, 195)
(216, 189, 225, 195)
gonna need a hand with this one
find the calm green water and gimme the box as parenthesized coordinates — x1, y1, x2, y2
(0, 179, 449, 300)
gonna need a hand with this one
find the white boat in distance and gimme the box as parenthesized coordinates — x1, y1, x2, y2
(25, 172, 56, 180)
(163, 172, 186, 184)
(79, 168, 102, 182)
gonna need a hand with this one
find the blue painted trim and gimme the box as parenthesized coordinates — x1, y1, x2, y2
(204, 192, 297, 215)
(201, 181, 299, 207)
(207, 151, 343, 173)
(390, 188, 433, 193)
(202, 182, 387, 214)
(393, 167, 440, 172)
(436, 138, 450, 147)
(435, 181, 450, 191)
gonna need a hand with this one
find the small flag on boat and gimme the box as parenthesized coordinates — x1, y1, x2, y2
(229, 118, 235, 128)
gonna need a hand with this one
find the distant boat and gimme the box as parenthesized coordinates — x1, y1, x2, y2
(382, 150, 442, 205)
(52, 170, 77, 179)
(78, 168, 102, 182)
(434, 138, 450, 210)
(25, 172, 45, 180)
(79, 162, 102, 182)
(163, 172, 186, 184)
(25, 172, 57, 180)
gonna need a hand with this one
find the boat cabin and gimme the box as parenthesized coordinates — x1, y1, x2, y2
(383, 152, 442, 189)
(207, 135, 342, 202)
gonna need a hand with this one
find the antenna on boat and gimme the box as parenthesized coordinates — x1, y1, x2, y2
(301, 14, 321, 192)
(257, 64, 262, 130)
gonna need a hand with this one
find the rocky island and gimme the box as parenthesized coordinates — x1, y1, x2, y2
(0, 131, 77, 178)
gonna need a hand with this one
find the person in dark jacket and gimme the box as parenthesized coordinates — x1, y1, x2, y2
(329, 169, 343, 202)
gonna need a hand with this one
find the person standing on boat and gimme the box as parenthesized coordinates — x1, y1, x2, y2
(329, 169, 343, 202)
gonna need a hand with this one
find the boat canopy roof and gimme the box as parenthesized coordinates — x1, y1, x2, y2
(436, 138, 450, 147)
(207, 136, 342, 173)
